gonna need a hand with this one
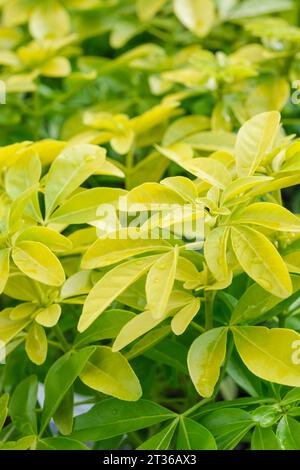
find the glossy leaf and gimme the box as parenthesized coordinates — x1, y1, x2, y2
(72, 398, 175, 441)
(80, 346, 142, 401)
(232, 326, 300, 387)
(79, 255, 160, 332)
(25, 323, 48, 365)
(231, 225, 292, 298)
(146, 248, 179, 319)
(235, 111, 280, 176)
(188, 327, 228, 397)
(176, 417, 217, 450)
(12, 241, 65, 286)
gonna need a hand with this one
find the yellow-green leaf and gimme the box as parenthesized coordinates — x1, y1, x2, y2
(82, 236, 171, 269)
(78, 255, 160, 332)
(25, 323, 48, 365)
(50, 188, 126, 225)
(125, 182, 186, 208)
(204, 226, 230, 281)
(174, 0, 215, 37)
(17, 227, 72, 252)
(12, 241, 65, 287)
(231, 226, 292, 298)
(181, 158, 232, 189)
(235, 111, 281, 177)
(188, 327, 228, 397)
(233, 203, 300, 232)
(146, 248, 179, 319)
(221, 176, 273, 204)
(35, 304, 61, 328)
(0, 308, 31, 344)
(136, 0, 166, 21)
(80, 346, 142, 401)
(45, 144, 106, 217)
(232, 326, 300, 387)
(113, 310, 163, 352)
(29, 0, 71, 40)
(171, 298, 200, 335)
(0, 248, 10, 294)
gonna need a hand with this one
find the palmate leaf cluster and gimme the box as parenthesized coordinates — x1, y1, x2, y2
(0, 0, 300, 452)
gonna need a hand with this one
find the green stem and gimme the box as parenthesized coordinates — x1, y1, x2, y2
(183, 398, 212, 417)
(47, 340, 65, 352)
(53, 325, 70, 353)
(191, 322, 205, 334)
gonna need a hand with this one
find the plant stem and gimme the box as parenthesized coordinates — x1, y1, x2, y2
(47, 340, 65, 352)
(53, 325, 70, 352)
(183, 398, 212, 417)
(191, 321, 205, 334)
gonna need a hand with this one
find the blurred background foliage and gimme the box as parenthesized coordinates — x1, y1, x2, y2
(0, 0, 300, 207)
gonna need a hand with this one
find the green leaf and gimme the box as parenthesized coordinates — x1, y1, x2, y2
(276, 416, 300, 450)
(40, 347, 96, 435)
(251, 426, 280, 450)
(78, 255, 160, 332)
(80, 346, 141, 401)
(232, 326, 300, 387)
(0, 435, 36, 450)
(145, 338, 188, 373)
(75, 309, 135, 348)
(0, 393, 9, 431)
(188, 327, 228, 397)
(53, 386, 73, 436)
(45, 144, 106, 217)
(201, 408, 255, 450)
(235, 111, 280, 176)
(37, 437, 89, 450)
(146, 248, 179, 319)
(12, 241, 65, 286)
(176, 417, 217, 450)
(25, 323, 48, 365)
(231, 225, 292, 298)
(9, 376, 38, 435)
(72, 398, 175, 441)
(138, 419, 178, 450)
